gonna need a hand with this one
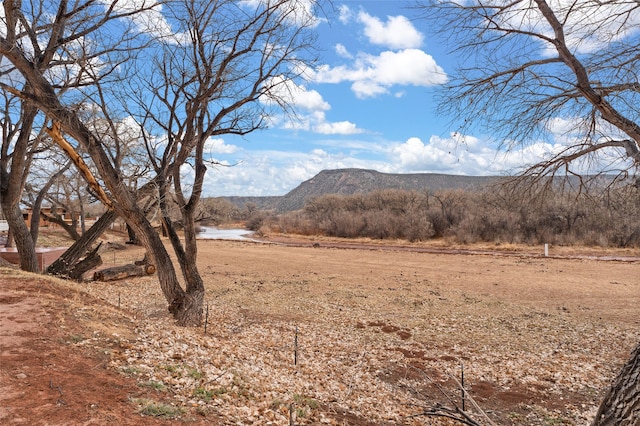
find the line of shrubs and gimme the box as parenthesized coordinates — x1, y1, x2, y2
(253, 185, 640, 248)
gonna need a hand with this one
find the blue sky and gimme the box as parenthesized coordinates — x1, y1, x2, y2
(194, 1, 567, 196)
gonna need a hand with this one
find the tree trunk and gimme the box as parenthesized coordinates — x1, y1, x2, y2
(4, 227, 13, 248)
(41, 211, 81, 241)
(122, 208, 187, 318)
(158, 176, 204, 327)
(93, 263, 154, 281)
(126, 224, 140, 245)
(0, 103, 38, 271)
(592, 342, 640, 425)
(68, 243, 103, 281)
(173, 288, 205, 327)
(1, 203, 38, 272)
(159, 215, 204, 326)
(47, 210, 117, 276)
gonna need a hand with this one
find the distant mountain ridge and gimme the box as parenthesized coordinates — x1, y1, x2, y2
(219, 168, 502, 212)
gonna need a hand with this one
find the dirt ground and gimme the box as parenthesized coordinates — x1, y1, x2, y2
(1, 233, 639, 425)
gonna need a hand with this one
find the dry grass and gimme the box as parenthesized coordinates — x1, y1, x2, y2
(2, 228, 639, 424)
(65, 237, 640, 425)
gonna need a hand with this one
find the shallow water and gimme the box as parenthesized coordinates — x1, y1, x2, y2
(197, 226, 253, 241)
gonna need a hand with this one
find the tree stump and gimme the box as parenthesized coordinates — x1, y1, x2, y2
(68, 251, 103, 281)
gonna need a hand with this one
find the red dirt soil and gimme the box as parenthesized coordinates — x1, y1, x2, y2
(0, 270, 212, 425)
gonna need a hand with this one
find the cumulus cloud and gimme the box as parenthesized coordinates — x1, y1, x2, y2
(202, 146, 383, 196)
(313, 6, 443, 98)
(262, 77, 363, 135)
(204, 137, 238, 155)
(107, 0, 176, 39)
(198, 129, 631, 197)
(282, 111, 363, 135)
(389, 130, 633, 176)
(358, 11, 424, 49)
(312, 49, 447, 98)
(390, 134, 529, 175)
(263, 76, 330, 111)
(335, 43, 353, 59)
(314, 120, 362, 135)
(197, 122, 635, 197)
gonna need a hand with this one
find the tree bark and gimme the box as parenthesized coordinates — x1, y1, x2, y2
(1, 203, 38, 272)
(173, 287, 205, 327)
(126, 224, 140, 245)
(158, 175, 204, 327)
(68, 243, 102, 281)
(592, 342, 640, 425)
(41, 210, 81, 241)
(47, 210, 117, 276)
(122, 207, 187, 318)
(0, 103, 38, 272)
(93, 263, 155, 281)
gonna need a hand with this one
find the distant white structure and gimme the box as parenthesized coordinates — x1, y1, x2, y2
(0, 220, 8, 232)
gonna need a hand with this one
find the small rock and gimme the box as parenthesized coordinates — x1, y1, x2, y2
(16, 373, 27, 379)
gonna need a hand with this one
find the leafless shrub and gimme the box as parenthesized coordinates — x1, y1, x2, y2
(263, 184, 640, 248)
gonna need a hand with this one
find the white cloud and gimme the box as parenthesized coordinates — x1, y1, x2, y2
(202, 146, 385, 196)
(390, 134, 525, 175)
(338, 5, 353, 24)
(358, 11, 424, 49)
(201, 132, 568, 196)
(204, 137, 238, 155)
(240, 0, 324, 28)
(282, 111, 363, 135)
(264, 76, 330, 111)
(335, 43, 353, 59)
(263, 77, 363, 135)
(198, 127, 633, 197)
(313, 49, 447, 98)
(314, 120, 361, 135)
(106, 0, 176, 39)
(389, 126, 634, 178)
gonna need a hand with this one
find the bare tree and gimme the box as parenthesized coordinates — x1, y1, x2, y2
(418, 0, 640, 423)
(1, 0, 320, 325)
(115, 0, 320, 326)
(0, 0, 186, 314)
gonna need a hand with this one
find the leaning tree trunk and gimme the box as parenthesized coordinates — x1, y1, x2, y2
(123, 206, 188, 318)
(41, 211, 81, 241)
(47, 210, 117, 276)
(592, 342, 640, 425)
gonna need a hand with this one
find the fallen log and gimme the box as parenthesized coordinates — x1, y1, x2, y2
(93, 263, 156, 282)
